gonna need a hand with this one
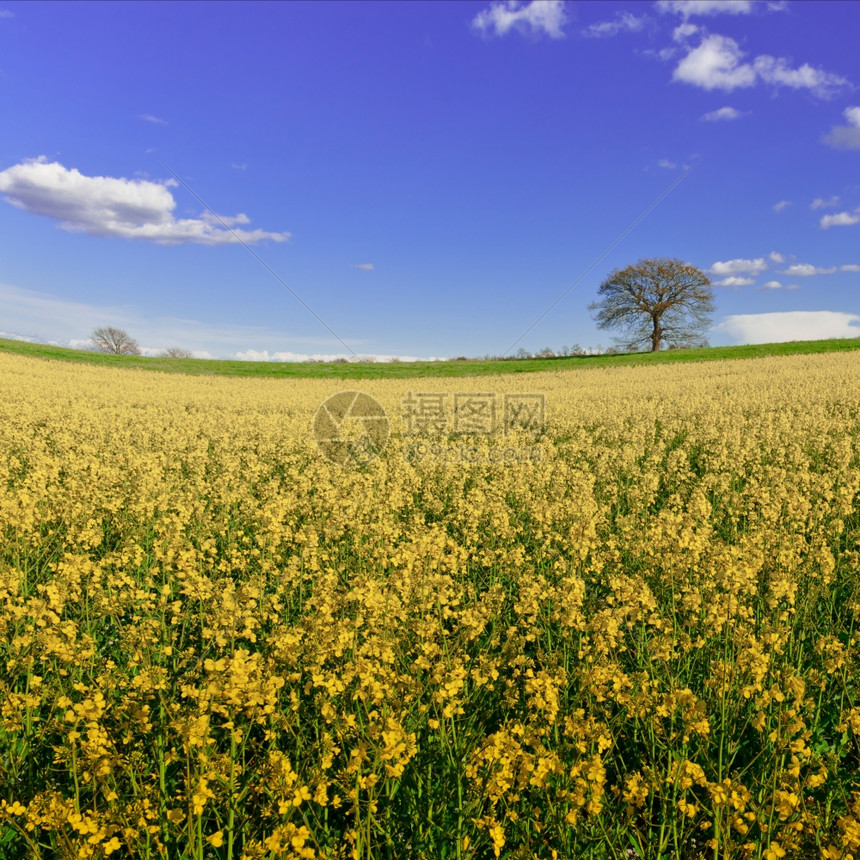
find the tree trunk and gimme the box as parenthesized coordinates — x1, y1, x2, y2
(651, 317, 662, 352)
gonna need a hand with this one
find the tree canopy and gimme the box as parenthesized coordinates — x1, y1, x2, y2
(589, 258, 714, 353)
(91, 326, 141, 355)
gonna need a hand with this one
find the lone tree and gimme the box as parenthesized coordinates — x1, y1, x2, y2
(159, 347, 193, 358)
(589, 258, 714, 353)
(91, 326, 141, 355)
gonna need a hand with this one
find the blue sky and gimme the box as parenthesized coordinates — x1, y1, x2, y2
(1, 0, 858, 360)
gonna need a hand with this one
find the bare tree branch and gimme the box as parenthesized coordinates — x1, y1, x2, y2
(589, 258, 714, 352)
(91, 326, 142, 355)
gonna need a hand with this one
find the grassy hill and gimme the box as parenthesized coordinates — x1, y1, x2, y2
(2, 335, 859, 379)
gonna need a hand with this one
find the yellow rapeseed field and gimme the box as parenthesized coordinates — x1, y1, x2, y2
(1, 351, 860, 860)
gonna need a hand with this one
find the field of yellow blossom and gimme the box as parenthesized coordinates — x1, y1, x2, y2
(2, 351, 860, 860)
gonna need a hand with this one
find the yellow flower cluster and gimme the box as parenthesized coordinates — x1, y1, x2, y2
(1, 351, 860, 858)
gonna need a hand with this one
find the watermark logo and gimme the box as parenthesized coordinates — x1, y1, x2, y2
(314, 390, 545, 467)
(313, 391, 390, 468)
(402, 440, 543, 465)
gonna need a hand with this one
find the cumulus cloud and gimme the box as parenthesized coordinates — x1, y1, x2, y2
(701, 106, 744, 121)
(755, 55, 847, 97)
(772, 200, 791, 213)
(672, 22, 699, 42)
(656, 1, 754, 18)
(823, 106, 860, 149)
(0, 157, 291, 245)
(841, 264, 860, 272)
(658, 158, 677, 169)
(768, 251, 785, 263)
(781, 263, 837, 276)
(709, 257, 768, 276)
(583, 11, 645, 38)
(471, 0, 567, 39)
(140, 114, 167, 125)
(820, 211, 860, 229)
(811, 196, 840, 209)
(714, 276, 755, 287)
(673, 35, 756, 90)
(714, 311, 860, 344)
(351, 263, 375, 271)
(673, 34, 847, 97)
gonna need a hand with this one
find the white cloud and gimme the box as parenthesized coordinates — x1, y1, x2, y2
(759, 280, 782, 289)
(709, 257, 768, 276)
(472, 0, 567, 39)
(140, 114, 167, 125)
(772, 200, 791, 213)
(841, 264, 860, 272)
(583, 11, 645, 38)
(0, 282, 139, 342)
(823, 106, 860, 150)
(0, 157, 290, 245)
(199, 211, 253, 228)
(820, 211, 860, 229)
(811, 196, 840, 209)
(673, 34, 847, 97)
(753, 55, 847, 98)
(768, 251, 785, 263)
(672, 22, 699, 41)
(715, 311, 860, 344)
(701, 106, 744, 121)
(134, 345, 213, 359)
(233, 349, 438, 363)
(231, 163, 248, 171)
(656, 1, 754, 18)
(658, 158, 677, 169)
(673, 35, 756, 91)
(781, 263, 837, 276)
(0, 9, 14, 18)
(351, 263, 375, 271)
(715, 276, 755, 287)
(0, 281, 352, 358)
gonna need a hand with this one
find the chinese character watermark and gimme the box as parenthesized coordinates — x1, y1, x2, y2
(453, 393, 496, 435)
(401, 392, 449, 436)
(503, 393, 545, 435)
(314, 390, 546, 468)
(402, 392, 545, 438)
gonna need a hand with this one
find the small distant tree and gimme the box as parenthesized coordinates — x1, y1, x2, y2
(159, 347, 193, 358)
(589, 258, 714, 353)
(91, 326, 141, 355)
